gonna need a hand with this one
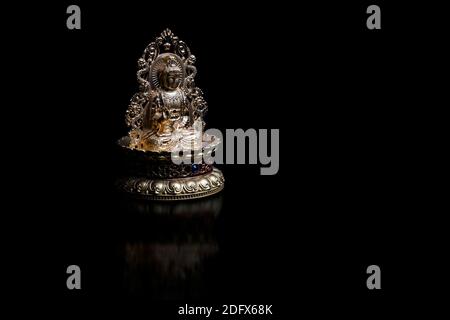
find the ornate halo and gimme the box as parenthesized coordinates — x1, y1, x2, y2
(150, 53, 186, 89)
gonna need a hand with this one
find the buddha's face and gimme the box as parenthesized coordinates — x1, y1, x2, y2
(161, 70, 182, 91)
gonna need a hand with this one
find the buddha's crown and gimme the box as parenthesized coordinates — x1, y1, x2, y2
(164, 56, 182, 74)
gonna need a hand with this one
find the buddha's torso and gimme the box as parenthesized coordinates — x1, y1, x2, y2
(159, 88, 186, 120)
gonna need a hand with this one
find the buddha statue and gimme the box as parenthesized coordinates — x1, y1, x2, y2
(125, 30, 208, 153)
(119, 29, 224, 200)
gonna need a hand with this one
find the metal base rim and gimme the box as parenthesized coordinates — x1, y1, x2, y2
(116, 168, 225, 201)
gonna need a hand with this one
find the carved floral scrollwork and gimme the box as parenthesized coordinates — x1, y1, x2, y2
(117, 168, 225, 200)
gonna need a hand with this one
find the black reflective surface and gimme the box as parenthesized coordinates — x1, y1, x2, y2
(14, 0, 443, 317)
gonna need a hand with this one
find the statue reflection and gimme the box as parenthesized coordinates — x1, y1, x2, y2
(118, 194, 223, 299)
(121, 193, 223, 217)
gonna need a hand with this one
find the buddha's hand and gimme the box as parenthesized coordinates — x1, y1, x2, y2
(153, 111, 162, 120)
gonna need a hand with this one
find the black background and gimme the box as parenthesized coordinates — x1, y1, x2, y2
(8, 0, 446, 318)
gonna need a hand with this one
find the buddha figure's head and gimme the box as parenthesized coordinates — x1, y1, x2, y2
(160, 56, 183, 91)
